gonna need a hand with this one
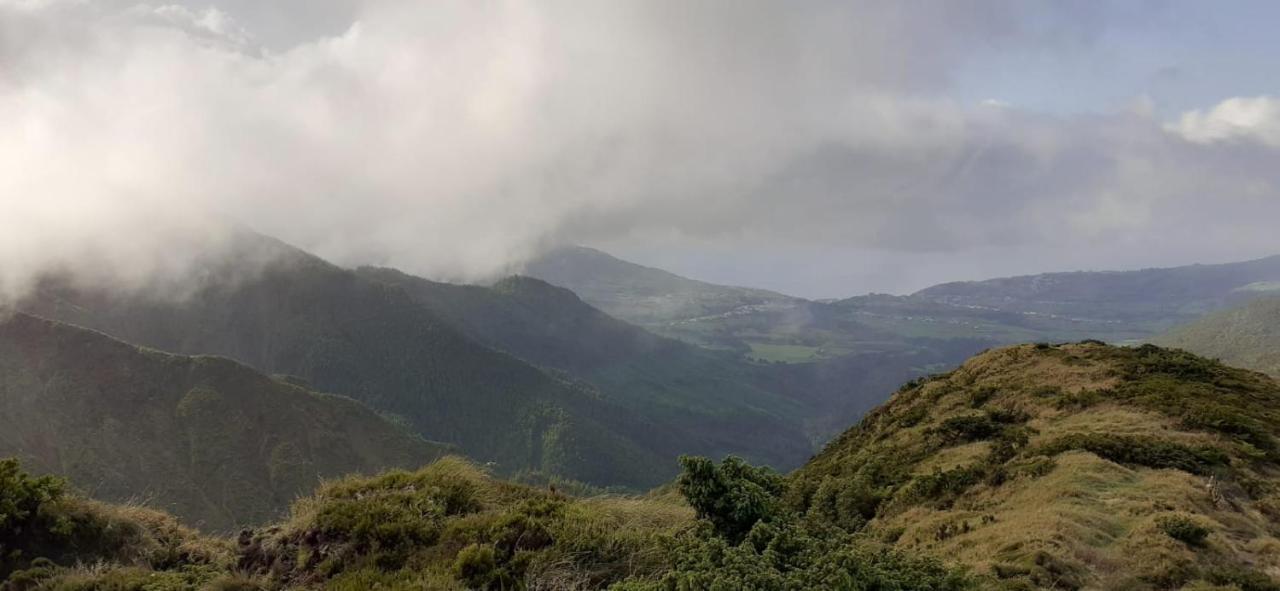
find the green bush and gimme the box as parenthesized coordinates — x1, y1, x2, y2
(0, 457, 66, 543)
(1156, 514, 1210, 547)
(1035, 434, 1227, 475)
(934, 415, 1004, 444)
(613, 519, 974, 591)
(677, 456, 785, 543)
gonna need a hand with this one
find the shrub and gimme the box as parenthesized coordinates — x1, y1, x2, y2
(1035, 434, 1227, 475)
(969, 387, 998, 408)
(1204, 566, 1280, 591)
(897, 404, 930, 428)
(1157, 514, 1210, 547)
(677, 455, 784, 542)
(935, 415, 1003, 444)
(614, 519, 975, 591)
(896, 465, 985, 507)
(0, 457, 66, 541)
(453, 543, 511, 590)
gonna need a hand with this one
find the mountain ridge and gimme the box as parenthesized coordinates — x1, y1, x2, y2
(0, 310, 451, 531)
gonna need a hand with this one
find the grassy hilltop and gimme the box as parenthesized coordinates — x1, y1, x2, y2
(792, 342, 1280, 589)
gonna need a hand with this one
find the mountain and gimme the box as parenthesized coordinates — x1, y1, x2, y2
(911, 254, 1280, 338)
(356, 267, 818, 451)
(15, 232, 813, 488)
(1152, 296, 1280, 378)
(0, 312, 448, 531)
(522, 245, 802, 329)
(11, 343, 1279, 590)
(357, 266, 954, 445)
(790, 342, 1280, 589)
(522, 246, 992, 365)
(530, 247, 1280, 359)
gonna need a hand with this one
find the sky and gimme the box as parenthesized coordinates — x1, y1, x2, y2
(2, 0, 1280, 300)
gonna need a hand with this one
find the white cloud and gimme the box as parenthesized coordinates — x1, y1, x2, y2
(1171, 96, 1280, 146)
(1, 1, 1279, 299)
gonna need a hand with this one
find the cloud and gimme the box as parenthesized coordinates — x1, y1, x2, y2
(1, 0, 1279, 299)
(1170, 96, 1280, 147)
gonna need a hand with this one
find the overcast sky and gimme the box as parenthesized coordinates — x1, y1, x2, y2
(3, 0, 1280, 299)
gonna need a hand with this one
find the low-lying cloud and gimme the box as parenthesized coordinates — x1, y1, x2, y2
(2, 0, 1279, 299)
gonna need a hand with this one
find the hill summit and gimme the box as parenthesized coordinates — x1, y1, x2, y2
(791, 341, 1280, 589)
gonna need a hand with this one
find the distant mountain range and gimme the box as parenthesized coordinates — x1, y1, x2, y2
(912, 254, 1280, 336)
(525, 247, 1280, 356)
(0, 312, 448, 531)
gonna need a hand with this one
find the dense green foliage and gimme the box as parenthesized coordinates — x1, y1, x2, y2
(613, 456, 975, 591)
(0, 313, 448, 531)
(675, 456, 785, 542)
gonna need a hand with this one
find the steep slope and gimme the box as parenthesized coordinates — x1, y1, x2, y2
(912, 254, 1280, 336)
(1153, 297, 1280, 378)
(790, 342, 1280, 589)
(522, 245, 802, 327)
(0, 312, 448, 531)
(355, 268, 815, 466)
(15, 234, 682, 489)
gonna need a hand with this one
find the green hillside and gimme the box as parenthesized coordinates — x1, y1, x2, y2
(18, 233, 825, 488)
(362, 266, 985, 449)
(16, 236, 688, 489)
(0, 312, 448, 531)
(790, 342, 1280, 589)
(357, 268, 817, 455)
(1153, 297, 1280, 378)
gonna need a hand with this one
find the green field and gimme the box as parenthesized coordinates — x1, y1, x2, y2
(747, 342, 852, 363)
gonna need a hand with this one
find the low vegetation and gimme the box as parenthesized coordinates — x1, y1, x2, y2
(5, 341, 1279, 590)
(789, 341, 1280, 590)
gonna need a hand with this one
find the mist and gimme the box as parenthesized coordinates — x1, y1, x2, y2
(3, 0, 1280, 300)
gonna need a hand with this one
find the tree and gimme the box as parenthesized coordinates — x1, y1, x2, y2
(677, 455, 784, 542)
